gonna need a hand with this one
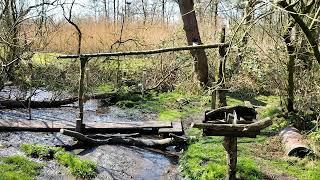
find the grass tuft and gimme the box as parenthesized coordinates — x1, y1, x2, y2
(21, 144, 63, 159)
(21, 144, 97, 179)
(54, 151, 97, 179)
(0, 155, 43, 180)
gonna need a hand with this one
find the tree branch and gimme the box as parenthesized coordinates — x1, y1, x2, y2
(277, 0, 320, 64)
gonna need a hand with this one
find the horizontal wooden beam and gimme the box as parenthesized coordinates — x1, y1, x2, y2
(193, 117, 272, 132)
(57, 43, 230, 59)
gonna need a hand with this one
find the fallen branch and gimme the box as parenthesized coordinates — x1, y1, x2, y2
(87, 133, 140, 139)
(0, 97, 78, 109)
(0, 92, 118, 109)
(60, 129, 187, 148)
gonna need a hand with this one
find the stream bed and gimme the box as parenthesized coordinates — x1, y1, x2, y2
(0, 88, 181, 179)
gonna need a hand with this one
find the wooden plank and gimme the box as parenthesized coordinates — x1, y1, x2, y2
(203, 129, 258, 138)
(0, 119, 172, 133)
(159, 121, 183, 135)
(193, 117, 272, 132)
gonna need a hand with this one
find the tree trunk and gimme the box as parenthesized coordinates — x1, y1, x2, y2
(78, 57, 88, 132)
(141, 0, 147, 25)
(178, 0, 209, 85)
(283, 23, 296, 112)
(60, 129, 187, 149)
(162, 0, 165, 23)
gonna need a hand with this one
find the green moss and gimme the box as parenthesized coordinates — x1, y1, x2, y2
(21, 144, 63, 159)
(54, 151, 97, 179)
(0, 155, 43, 180)
(21, 144, 97, 179)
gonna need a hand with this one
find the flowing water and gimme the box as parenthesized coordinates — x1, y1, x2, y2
(0, 88, 181, 179)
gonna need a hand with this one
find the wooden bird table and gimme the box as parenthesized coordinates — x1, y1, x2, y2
(193, 105, 272, 180)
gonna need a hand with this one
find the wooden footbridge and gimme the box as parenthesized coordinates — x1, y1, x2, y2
(0, 119, 183, 136)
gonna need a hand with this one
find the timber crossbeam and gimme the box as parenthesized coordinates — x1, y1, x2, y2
(57, 43, 230, 59)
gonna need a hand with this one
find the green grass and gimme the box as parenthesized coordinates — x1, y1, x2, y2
(260, 157, 320, 180)
(0, 155, 43, 180)
(180, 94, 320, 180)
(180, 136, 263, 180)
(92, 83, 116, 94)
(181, 127, 320, 180)
(21, 144, 97, 179)
(21, 144, 63, 159)
(55, 151, 97, 179)
(114, 90, 281, 122)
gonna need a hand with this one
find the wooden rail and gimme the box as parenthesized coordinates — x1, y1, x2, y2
(57, 43, 230, 59)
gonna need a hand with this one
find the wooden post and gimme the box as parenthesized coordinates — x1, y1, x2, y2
(211, 90, 216, 109)
(142, 69, 147, 96)
(223, 110, 238, 180)
(85, 66, 90, 88)
(224, 136, 237, 180)
(217, 27, 227, 107)
(77, 57, 88, 132)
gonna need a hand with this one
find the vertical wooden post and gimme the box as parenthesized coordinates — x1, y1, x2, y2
(77, 57, 88, 132)
(224, 136, 237, 180)
(211, 90, 216, 109)
(217, 27, 227, 107)
(85, 66, 90, 88)
(142, 69, 147, 96)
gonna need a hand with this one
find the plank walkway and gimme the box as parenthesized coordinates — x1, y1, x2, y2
(0, 119, 183, 135)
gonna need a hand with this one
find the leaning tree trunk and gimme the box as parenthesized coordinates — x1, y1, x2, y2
(178, 0, 209, 85)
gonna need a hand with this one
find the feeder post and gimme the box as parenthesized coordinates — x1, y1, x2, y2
(77, 57, 88, 132)
(224, 136, 237, 180)
(224, 111, 238, 180)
